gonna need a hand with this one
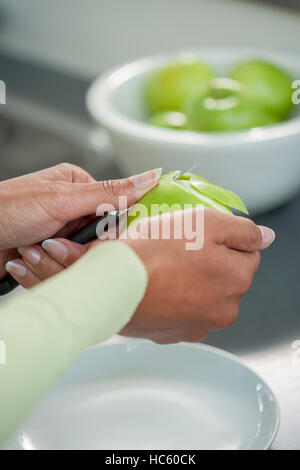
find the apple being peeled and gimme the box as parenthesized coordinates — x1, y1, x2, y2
(145, 56, 215, 113)
(126, 171, 248, 227)
(186, 78, 279, 132)
(230, 59, 293, 119)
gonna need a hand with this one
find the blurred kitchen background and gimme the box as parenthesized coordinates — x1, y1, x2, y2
(0, 0, 300, 178)
(0, 0, 300, 449)
(0, 0, 299, 178)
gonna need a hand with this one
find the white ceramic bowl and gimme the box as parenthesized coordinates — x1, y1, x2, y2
(87, 49, 300, 214)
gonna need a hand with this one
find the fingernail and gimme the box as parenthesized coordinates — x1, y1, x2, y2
(17, 247, 41, 265)
(6, 261, 27, 278)
(259, 226, 276, 248)
(42, 239, 68, 261)
(129, 168, 162, 191)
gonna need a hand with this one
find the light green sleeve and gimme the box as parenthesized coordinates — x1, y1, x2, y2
(0, 241, 148, 446)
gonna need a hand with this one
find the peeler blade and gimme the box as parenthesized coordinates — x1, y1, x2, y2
(173, 164, 198, 180)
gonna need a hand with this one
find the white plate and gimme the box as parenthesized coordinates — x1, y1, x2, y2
(19, 342, 280, 450)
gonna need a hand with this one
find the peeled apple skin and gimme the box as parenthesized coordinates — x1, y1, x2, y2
(230, 60, 293, 119)
(145, 58, 215, 113)
(126, 171, 248, 227)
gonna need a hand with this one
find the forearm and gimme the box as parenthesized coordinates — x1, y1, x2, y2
(0, 241, 147, 445)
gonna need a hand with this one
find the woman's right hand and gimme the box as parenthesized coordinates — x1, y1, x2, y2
(11, 208, 275, 344)
(0, 163, 161, 279)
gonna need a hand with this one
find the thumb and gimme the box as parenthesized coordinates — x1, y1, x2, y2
(56, 168, 162, 221)
(219, 215, 275, 252)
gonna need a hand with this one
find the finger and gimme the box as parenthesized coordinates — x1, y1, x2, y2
(242, 250, 261, 275)
(17, 245, 65, 281)
(18, 240, 87, 283)
(183, 328, 210, 343)
(208, 210, 275, 252)
(211, 301, 240, 330)
(32, 163, 96, 184)
(50, 168, 162, 221)
(223, 249, 261, 298)
(54, 215, 96, 239)
(0, 249, 18, 279)
(41, 238, 88, 267)
(6, 259, 40, 289)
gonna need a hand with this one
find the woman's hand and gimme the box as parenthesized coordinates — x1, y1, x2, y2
(0, 163, 161, 279)
(11, 208, 275, 343)
(121, 209, 274, 343)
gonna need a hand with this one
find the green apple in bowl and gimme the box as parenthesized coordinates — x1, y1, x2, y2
(126, 170, 248, 227)
(185, 77, 279, 132)
(230, 59, 293, 119)
(145, 56, 215, 113)
(148, 111, 187, 130)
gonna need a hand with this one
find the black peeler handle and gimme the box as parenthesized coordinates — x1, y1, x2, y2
(0, 212, 119, 296)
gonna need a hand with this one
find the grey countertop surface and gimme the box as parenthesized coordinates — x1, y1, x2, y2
(207, 197, 300, 450)
(1, 48, 300, 449)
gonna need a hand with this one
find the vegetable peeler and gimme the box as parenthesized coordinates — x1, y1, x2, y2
(0, 165, 197, 296)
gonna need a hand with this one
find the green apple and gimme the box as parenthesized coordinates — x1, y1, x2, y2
(126, 170, 248, 227)
(145, 56, 215, 113)
(230, 59, 293, 119)
(185, 77, 279, 132)
(148, 111, 187, 130)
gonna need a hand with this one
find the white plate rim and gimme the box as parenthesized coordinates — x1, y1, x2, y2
(97, 340, 281, 450)
(18, 340, 281, 451)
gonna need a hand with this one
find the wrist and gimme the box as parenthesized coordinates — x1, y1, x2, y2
(30, 241, 149, 347)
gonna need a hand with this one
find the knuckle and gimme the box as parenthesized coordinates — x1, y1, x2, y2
(253, 251, 261, 272)
(237, 254, 261, 294)
(55, 162, 75, 175)
(212, 306, 239, 329)
(245, 219, 259, 246)
(54, 163, 85, 182)
(99, 179, 125, 198)
(185, 330, 210, 343)
(204, 208, 225, 231)
(224, 309, 239, 327)
(56, 162, 72, 170)
(239, 272, 253, 294)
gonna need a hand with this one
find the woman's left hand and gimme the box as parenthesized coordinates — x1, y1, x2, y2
(0, 163, 161, 279)
(6, 238, 88, 288)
